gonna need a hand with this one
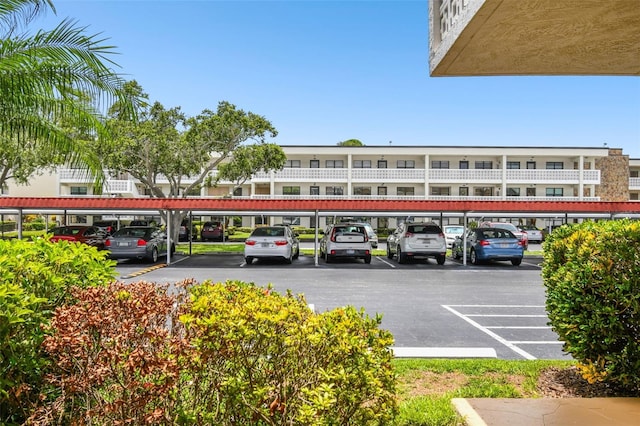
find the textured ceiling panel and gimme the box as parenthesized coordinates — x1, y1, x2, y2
(432, 0, 640, 76)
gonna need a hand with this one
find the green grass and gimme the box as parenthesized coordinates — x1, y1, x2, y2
(391, 359, 574, 426)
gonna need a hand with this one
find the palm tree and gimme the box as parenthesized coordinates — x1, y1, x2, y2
(0, 0, 133, 189)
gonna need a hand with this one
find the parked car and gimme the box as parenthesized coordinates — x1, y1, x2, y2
(178, 219, 196, 242)
(201, 221, 224, 242)
(49, 225, 107, 249)
(244, 225, 300, 264)
(320, 223, 372, 264)
(452, 227, 524, 266)
(129, 220, 151, 227)
(479, 221, 528, 250)
(343, 221, 378, 248)
(93, 220, 119, 235)
(518, 225, 544, 243)
(443, 225, 465, 248)
(387, 221, 447, 264)
(105, 226, 174, 263)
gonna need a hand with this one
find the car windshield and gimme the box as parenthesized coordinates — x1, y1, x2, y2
(113, 228, 151, 239)
(407, 224, 441, 234)
(52, 227, 81, 236)
(479, 229, 515, 239)
(252, 227, 285, 237)
(493, 223, 518, 232)
(445, 226, 464, 234)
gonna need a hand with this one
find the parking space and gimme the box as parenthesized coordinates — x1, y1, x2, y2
(442, 304, 569, 360)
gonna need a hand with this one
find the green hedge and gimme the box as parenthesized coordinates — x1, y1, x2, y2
(34, 279, 398, 425)
(542, 219, 640, 392)
(0, 238, 117, 424)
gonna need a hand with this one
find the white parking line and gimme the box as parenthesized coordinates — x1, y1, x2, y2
(442, 305, 539, 360)
(376, 257, 396, 268)
(486, 326, 551, 329)
(466, 314, 548, 317)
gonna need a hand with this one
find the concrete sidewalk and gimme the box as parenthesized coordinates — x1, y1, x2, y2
(452, 397, 640, 426)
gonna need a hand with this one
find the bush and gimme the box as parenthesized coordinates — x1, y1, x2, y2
(542, 219, 640, 392)
(35, 279, 398, 425)
(0, 238, 117, 424)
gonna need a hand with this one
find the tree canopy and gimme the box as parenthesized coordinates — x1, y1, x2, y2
(96, 80, 286, 238)
(0, 0, 133, 190)
(337, 139, 364, 146)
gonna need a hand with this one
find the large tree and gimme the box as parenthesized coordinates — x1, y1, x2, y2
(97, 81, 285, 240)
(0, 0, 133, 190)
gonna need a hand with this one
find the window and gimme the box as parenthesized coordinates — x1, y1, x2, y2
(233, 187, 243, 196)
(310, 159, 320, 168)
(507, 161, 520, 169)
(353, 160, 371, 168)
(310, 186, 320, 195)
(474, 161, 493, 169)
(326, 160, 344, 168)
(326, 186, 344, 196)
(526, 161, 536, 169)
(430, 187, 450, 195)
(283, 186, 300, 196)
(377, 186, 387, 196)
(507, 187, 521, 197)
(459, 186, 469, 196)
(397, 187, 415, 196)
(631, 170, 639, 178)
(70, 186, 88, 195)
(254, 216, 267, 225)
(526, 187, 536, 197)
(397, 160, 415, 169)
(285, 160, 301, 168)
(377, 160, 387, 168)
(474, 187, 493, 196)
(546, 162, 564, 170)
(459, 160, 469, 169)
(431, 160, 449, 169)
(353, 186, 371, 195)
(546, 188, 564, 197)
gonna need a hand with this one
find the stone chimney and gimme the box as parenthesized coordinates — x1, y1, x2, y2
(595, 149, 629, 202)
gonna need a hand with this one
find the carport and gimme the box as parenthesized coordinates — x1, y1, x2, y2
(1, 197, 639, 265)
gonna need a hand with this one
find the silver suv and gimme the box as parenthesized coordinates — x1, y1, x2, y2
(320, 223, 372, 264)
(386, 221, 447, 264)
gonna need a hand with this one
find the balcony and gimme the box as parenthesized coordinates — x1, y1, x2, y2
(630, 177, 640, 190)
(251, 168, 600, 185)
(240, 194, 601, 202)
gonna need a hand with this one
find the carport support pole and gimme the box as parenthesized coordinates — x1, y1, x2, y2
(17, 208, 23, 240)
(314, 209, 319, 266)
(166, 210, 171, 265)
(463, 212, 468, 266)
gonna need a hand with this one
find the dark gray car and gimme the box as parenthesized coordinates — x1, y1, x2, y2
(105, 226, 174, 263)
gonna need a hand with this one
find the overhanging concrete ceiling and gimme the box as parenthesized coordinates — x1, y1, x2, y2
(430, 0, 640, 76)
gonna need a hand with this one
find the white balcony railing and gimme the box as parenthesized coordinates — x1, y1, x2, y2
(630, 177, 640, 190)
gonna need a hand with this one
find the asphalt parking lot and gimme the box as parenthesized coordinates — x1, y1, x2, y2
(114, 246, 568, 361)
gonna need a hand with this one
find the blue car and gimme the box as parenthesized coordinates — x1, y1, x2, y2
(452, 227, 524, 266)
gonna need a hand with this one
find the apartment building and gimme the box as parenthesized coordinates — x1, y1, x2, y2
(5, 145, 638, 230)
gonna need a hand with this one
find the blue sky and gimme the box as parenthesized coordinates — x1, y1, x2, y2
(40, 0, 640, 157)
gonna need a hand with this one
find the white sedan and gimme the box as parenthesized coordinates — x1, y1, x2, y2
(244, 226, 300, 264)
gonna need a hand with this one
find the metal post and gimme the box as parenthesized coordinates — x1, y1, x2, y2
(463, 212, 468, 266)
(314, 209, 319, 266)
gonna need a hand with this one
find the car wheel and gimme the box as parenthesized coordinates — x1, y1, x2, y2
(453, 247, 461, 260)
(293, 245, 300, 259)
(245, 256, 253, 265)
(398, 247, 407, 264)
(387, 245, 394, 259)
(511, 258, 522, 266)
(470, 249, 479, 265)
(149, 247, 158, 263)
(324, 251, 331, 263)
(364, 255, 372, 264)
(436, 254, 446, 265)
(284, 251, 293, 264)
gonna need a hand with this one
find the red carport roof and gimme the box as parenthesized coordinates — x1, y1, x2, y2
(0, 197, 639, 214)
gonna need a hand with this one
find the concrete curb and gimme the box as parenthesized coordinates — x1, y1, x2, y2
(451, 398, 487, 426)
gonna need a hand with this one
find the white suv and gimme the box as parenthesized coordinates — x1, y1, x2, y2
(320, 223, 372, 264)
(387, 221, 447, 264)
